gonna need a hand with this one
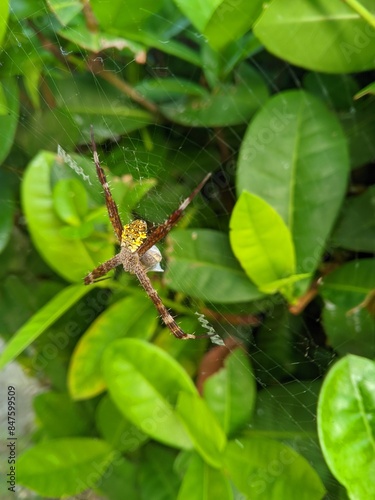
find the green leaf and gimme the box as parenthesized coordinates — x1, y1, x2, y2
(58, 18, 145, 56)
(249, 380, 344, 496)
(0, 0, 8, 47)
(250, 308, 299, 385)
(254, 0, 375, 72)
(203, 348, 256, 436)
(176, 391, 227, 468)
(229, 191, 296, 288)
(69, 295, 158, 400)
(237, 90, 349, 275)
(33, 391, 90, 438)
(355, 81, 375, 99)
(47, 0, 82, 25)
(317, 355, 375, 499)
(97, 456, 138, 500)
(91, 0, 164, 29)
(17, 438, 115, 497)
(161, 69, 268, 127)
(21, 151, 112, 282)
(139, 443, 181, 500)
(177, 453, 232, 500)
(0, 284, 90, 369)
(50, 74, 153, 138)
(136, 77, 208, 102)
(53, 178, 88, 226)
(174, 0, 262, 50)
(224, 438, 326, 499)
(339, 98, 375, 169)
(303, 73, 359, 111)
(166, 229, 262, 304)
(102, 338, 197, 449)
(331, 185, 375, 252)
(0, 171, 16, 253)
(96, 395, 148, 452)
(0, 78, 19, 164)
(320, 259, 375, 357)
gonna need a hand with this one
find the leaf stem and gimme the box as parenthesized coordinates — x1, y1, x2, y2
(342, 0, 375, 28)
(97, 68, 161, 116)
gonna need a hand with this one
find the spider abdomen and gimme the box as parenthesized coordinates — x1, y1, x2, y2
(121, 220, 147, 252)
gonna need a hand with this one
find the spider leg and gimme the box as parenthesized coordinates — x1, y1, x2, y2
(84, 254, 122, 285)
(138, 172, 211, 257)
(91, 128, 123, 243)
(134, 264, 195, 339)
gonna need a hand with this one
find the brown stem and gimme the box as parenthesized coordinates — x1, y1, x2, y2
(90, 59, 161, 116)
(288, 281, 319, 315)
(81, 0, 99, 32)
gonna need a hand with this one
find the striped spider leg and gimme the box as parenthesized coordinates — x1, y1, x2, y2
(84, 130, 212, 339)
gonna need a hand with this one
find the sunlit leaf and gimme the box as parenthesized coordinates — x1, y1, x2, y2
(102, 338, 197, 449)
(69, 295, 158, 400)
(230, 191, 296, 288)
(254, 0, 375, 72)
(237, 90, 349, 276)
(177, 391, 227, 468)
(0, 285, 90, 369)
(318, 355, 375, 499)
(17, 438, 115, 497)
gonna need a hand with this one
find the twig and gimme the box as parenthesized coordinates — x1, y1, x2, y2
(342, 0, 375, 28)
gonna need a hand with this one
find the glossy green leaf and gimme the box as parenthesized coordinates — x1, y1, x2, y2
(0, 78, 19, 164)
(331, 185, 375, 252)
(161, 69, 268, 127)
(318, 355, 375, 499)
(320, 259, 375, 357)
(176, 391, 227, 468)
(166, 229, 262, 303)
(21, 151, 112, 282)
(96, 396, 148, 452)
(102, 338, 197, 449)
(254, 0, 375, 73)
(224, 438, 326, 499)
(203, 348, 256, 436)
(69, 295, 158, 400)
(230, 191, 296, 288)
(33, 391, 90, 438)
(47, 0, 82, 25)
(0, 284, 90, 369)
(17, 438, 115, 497)
(237, 90, 349, 275)
(174, 0, 262, 50)
(91, 0, 164, 29)
(178, 453, 232, 500)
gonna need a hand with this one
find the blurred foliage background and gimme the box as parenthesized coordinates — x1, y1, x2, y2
(0, 0, 375, 499)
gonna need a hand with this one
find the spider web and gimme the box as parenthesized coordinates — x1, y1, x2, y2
(1, 3, 371, 499)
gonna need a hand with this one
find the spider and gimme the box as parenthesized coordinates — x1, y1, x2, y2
(84, 130, 211, 340)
